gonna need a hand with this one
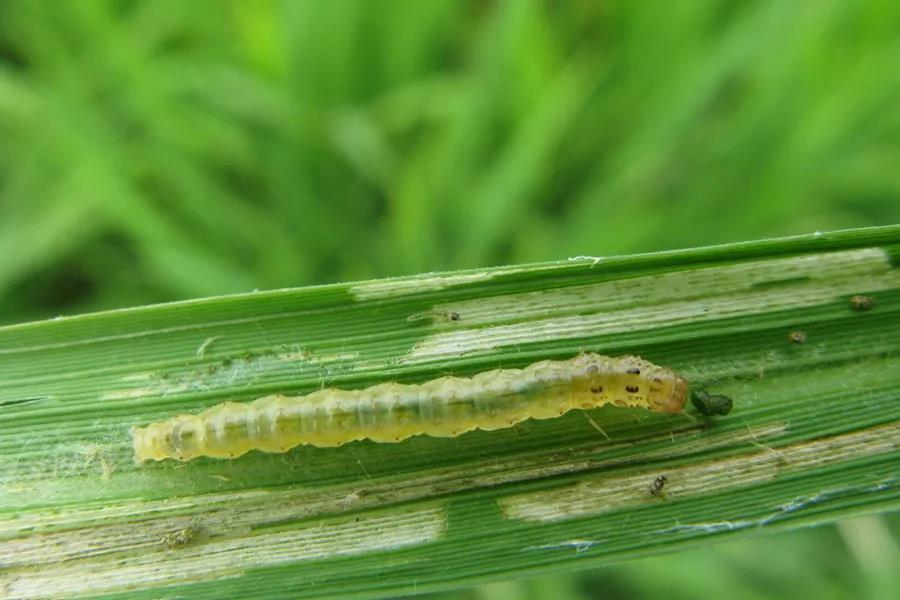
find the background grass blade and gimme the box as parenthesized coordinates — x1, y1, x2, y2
(1, 226, 899, 599)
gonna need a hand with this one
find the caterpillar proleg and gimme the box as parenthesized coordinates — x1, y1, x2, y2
(132, 353, 688, 463)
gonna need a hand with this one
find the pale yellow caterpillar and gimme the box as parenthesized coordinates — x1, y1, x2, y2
(132, 353, 688, 463)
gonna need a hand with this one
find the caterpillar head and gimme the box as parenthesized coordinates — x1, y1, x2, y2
(576, 353, 688, 414)
(646, 372, 688, 414)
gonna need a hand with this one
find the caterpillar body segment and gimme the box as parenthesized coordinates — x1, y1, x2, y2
(132, 353, 688, 463)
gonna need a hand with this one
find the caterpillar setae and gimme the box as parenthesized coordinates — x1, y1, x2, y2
(132, 353, 688, 463)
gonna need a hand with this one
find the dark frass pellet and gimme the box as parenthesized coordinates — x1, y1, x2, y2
(691, 390, 734, 416)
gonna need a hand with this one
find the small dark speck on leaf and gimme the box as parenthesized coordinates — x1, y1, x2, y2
(0, 396, 50, 407)
(849, 295, 875, 312)
(649, 475, 668, 497)
(787, 330, 807, 344)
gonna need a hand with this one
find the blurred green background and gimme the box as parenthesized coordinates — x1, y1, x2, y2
(0, 0, 898, 597)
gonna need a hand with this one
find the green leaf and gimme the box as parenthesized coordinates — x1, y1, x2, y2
(2, 226, 899, 599)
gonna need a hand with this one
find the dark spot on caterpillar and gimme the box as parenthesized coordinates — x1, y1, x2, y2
(648, 474, 668, 497)
(590, 385, 603, 393)
(448, 311, 460, 321)
(625, 385, 639, 393)
(849, 295, 875, 312)
(690, 390, 733, 416)
(586, 365, 599, 374)
(787, 330, 807, 344)
(626, 367, 641, 375)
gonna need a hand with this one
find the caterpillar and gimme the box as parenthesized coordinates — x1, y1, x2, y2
(132, 353, 688, 463)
